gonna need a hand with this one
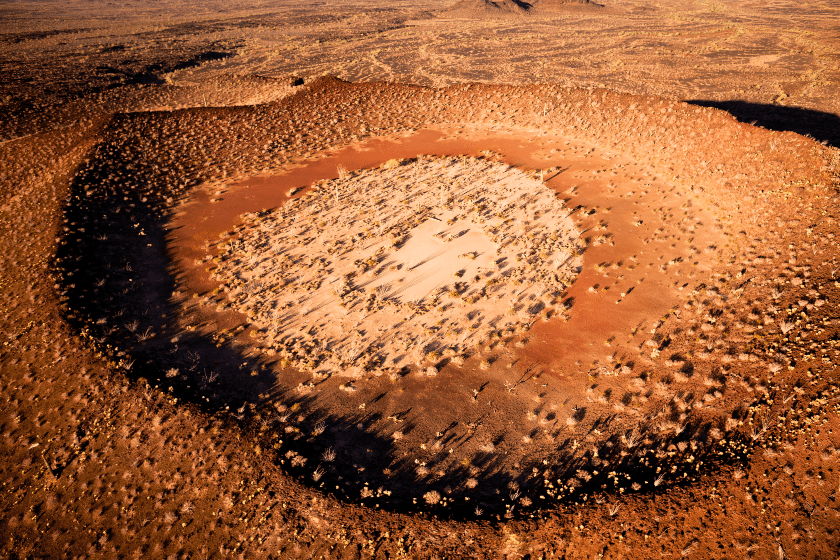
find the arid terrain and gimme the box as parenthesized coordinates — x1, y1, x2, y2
(2, 0, 840, 558)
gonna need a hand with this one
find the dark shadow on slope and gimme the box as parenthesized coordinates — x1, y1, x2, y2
(172, 50, 234, 71)
(0, 28, 94, 45)
(686, 100, 840, 149)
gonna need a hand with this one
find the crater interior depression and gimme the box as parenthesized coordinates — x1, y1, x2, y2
(211, 156, 582, 380)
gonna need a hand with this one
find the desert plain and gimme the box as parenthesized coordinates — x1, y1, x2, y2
(1, 0, 840, 558)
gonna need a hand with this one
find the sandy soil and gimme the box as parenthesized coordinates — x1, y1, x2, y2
(2, 1, 840, 558)
(210, 156, 581, 378)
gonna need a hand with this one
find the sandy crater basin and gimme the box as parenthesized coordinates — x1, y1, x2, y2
(211, 156, 582, 379)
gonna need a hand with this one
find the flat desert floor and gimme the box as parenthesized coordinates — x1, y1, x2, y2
(2, 0, 840, 558)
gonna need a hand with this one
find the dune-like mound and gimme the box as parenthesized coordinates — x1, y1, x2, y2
(442, 0, 531, 18)
(7, 72, 839, 556)
(46, 75, 835, 517)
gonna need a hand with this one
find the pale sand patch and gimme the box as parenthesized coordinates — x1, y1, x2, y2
(369, 208, 498, 305)
(212, 155, 582, 378)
